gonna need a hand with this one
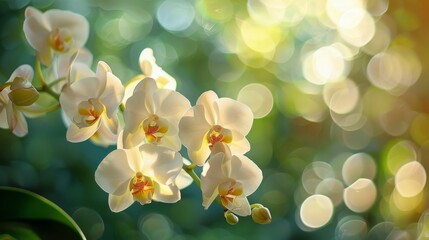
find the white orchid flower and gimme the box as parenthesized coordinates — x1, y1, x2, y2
(122, 77, 190, 151)
(59, 61, 124, 146)
(0, 65, 42, 137)
(200, 143, 263, 216)
(179, 91, 253, 166)
(117, 130, 192, 190)
(95, 145, 183, 212)
(23, 7, 89, 66)
(123, 48, 176, 103)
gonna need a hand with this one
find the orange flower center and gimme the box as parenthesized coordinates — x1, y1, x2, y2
(49, 28, 73, 52)
(142, 115, 168, 144)
(129, 172, 155, 205)
(207, 125, 232, 150)
(74, 98, 104, 127)
(218, 179, 243, 208)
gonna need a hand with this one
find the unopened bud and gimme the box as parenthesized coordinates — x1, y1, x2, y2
(224, 211, 239, 225)
(8, 77, 39, 106)
(8, 87, 39, 106)
(251, 206, 272, 224)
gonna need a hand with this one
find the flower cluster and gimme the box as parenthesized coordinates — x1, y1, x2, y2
(0, 6, 270, 224)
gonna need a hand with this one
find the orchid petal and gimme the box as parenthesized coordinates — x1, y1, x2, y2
(66, 120, 100, 142)
(196, 91, 219, 125)
(100, 71, 124, 118)
(152, 182, 180, 203)
(154, 89, 190, 122)
(179, 105, 210, 151)
(218, 98, 253, 136)
(45, 9, 89, 48)
(227, 196, 251, 217)
(108, 180, 134, 213)
(201, 152, 226, 208)
(229, 155, 263, 196)
(140, 145, 182, 185)
(95, 149, 134, 194)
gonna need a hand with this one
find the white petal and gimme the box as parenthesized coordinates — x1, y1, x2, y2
(218, 98, 253, 136)
(108, 181, 134, 213)
(227, 196, 251, 217)
(139, 48, 155, 76)
(160, 133, 181, 152)
(229, 132, 251, 155)
(69, 62, 95, 84)
(95, 149, 134, 194)
(229, 155, 263, 196)
(122, 128, 146, 149)
(90, 115, 118, 146)
(7, 65, 34, 84)
(196, 91, 219, 125)
(153, 182, 181, 203)
(23, 9, 51, 65)
(201, 152, 226, 207)
(125, 146, 143, 173)
(187, 143, 211, 167)
(66, 120, 100, 143)
(100, 71, 124, 118)
(7, 103, 28, 137)
(45, 9, 89, 49)
(178, 105, 210, 151)
(140, 145, 182, 185)
(154, 89, 191, 123)
(175, 169, 193, 190)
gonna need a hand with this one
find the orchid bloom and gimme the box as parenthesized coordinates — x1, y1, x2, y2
(122, 77, 190, 151)
(200, 143, 263, 216)
(95, 145, 183, 212)
(179, 91, 253, 166)
(0, 65, 42, 137)
(59, 61, 124, 146)
(23, 7, 89, 66)
(123, 48, 176, 103)
(117, 130, 192, 190)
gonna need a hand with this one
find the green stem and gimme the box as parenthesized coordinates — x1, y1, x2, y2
(36, 86, 60, 102)
(34, 59, 60, 101)
(182, 163, 200, 187)
(47, 77, 66, 89)
(35, 59, 47, 87)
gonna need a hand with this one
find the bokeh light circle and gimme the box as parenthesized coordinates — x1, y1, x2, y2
(300, 194, 334, 229)
(344, 178, 377, 212)
(237, 83, 273, 119)
(395, 161, 427, 198)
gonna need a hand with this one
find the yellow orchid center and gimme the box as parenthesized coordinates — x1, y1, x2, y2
(218, 179, 243, 208)
(49, 28, 73, 52)
(207, 125, 232, 150)
(129, 172, 155, 205)
(74, 98, 104, 127)
(142, 115, 168, 144)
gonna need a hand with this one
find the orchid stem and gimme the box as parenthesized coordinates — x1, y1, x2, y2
(35, 59, 60, 101)
(182, 163, 200, 187)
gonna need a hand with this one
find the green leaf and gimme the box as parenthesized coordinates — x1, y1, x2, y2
(0, 187, 86, 240)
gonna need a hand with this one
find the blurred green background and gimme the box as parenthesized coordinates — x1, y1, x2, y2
(1, 0, 429, 239)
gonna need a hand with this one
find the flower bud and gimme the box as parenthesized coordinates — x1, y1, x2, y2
(224, 211, 239, 225)
(251, 206, 272, 224)
(8, 77, 39, 106)
(8, 87, 39, 106)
